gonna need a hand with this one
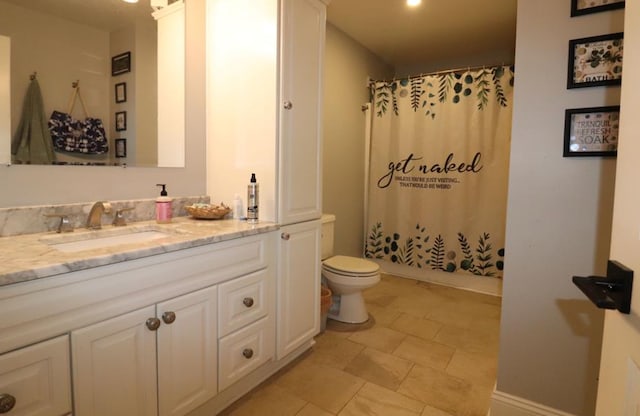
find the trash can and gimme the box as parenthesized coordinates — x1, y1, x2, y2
(320, 285, 332, 332)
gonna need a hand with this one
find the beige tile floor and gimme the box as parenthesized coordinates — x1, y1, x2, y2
(220, 274, 501, 416)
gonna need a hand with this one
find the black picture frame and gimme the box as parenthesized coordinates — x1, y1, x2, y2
(115, 111, 127, 132)
(115, 138, 127, 158)
(563, 106, 620, 157)
(115, 82, 127, 103)
(111, 52, 131, 76)
(568, 33, 623, 89)
(571, 0, 624, 17)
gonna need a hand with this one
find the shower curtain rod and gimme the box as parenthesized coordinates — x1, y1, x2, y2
(370, 63, 514, 84)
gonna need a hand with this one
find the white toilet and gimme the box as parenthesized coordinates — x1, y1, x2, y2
(321, 214, 381, 324)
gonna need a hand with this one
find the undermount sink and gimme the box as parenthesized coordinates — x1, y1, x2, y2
(40, 226, 174, 253)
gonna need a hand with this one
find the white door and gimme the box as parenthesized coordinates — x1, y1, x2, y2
(276, 220, 322, 359)
(595, 3, 640, 414)
(278, 0, 325, 224)
(71, 306, 158, 416)
(157, 286, 218, 416)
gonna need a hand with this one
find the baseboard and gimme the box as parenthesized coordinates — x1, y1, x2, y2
(490, 390, 576, 416)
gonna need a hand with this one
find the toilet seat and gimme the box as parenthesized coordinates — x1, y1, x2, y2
(322, 255, 380, 278)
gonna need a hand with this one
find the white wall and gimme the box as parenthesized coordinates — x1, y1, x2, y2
(323, 24, 393, 257)
(0, 0, 206, 207)
(595, 3, 640, 414)
(495, 1, 623, 414)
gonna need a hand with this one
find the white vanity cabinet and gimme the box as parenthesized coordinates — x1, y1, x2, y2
(0, 335, 71, 415)
(205, 0, 327, 370)
(72, 286, 218, 416)
(0, 231, 277, 416)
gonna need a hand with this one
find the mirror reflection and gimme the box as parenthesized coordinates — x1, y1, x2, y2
(0, 0, 184, 167)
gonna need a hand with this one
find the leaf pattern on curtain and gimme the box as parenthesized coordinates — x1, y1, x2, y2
(372, 65, 514, 118)
(364, 223, 505, 277)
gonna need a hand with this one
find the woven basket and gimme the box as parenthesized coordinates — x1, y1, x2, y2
(185, 203, 231, 220)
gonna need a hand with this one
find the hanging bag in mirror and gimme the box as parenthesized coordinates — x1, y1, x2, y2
(48, 83, 109, 154)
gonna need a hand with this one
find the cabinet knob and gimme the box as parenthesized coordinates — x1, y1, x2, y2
(162, 311, 176, 324)
(281, 232, 290, 240)
(283, 101, 293, 110)
(243, 297, 254, 308)
(0, 394, 16, 413)
(146, 317, 161, 331)
(242, 348, 254, 359)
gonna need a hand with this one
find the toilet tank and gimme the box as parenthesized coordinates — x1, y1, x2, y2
(321, 214, 336, 260)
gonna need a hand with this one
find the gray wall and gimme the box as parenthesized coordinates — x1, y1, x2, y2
(323, 23, 393, 257)
(496, 0, 623, 414)
(0, 0, 206, 208)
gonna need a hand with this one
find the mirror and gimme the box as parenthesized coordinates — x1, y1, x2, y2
(0, 0, 185, 167)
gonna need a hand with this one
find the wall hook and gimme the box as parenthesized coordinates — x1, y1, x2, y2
(30, 72, 37, 80)
(572, 260, 633, 314)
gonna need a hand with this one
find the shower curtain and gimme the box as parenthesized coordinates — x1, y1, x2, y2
(365, 66, 514, 279)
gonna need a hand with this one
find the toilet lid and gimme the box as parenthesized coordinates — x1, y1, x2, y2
(323, 255, 380, 275)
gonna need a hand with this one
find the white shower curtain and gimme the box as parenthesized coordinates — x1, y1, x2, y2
(365, 66, 514, 279)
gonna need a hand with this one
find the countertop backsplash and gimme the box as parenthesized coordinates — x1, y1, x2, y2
(0, 195, 211, 237)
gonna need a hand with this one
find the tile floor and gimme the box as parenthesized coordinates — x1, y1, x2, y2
(220, 274, 501, 416)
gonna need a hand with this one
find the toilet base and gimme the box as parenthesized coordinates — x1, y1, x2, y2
(327, 292, 370, 324)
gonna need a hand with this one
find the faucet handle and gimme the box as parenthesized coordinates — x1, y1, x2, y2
(112, 207, 135, 226)
(44, 213, 74, 233)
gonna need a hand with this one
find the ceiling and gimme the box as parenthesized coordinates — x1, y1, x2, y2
(1, 0, 156, 32)
(327, 0, 517, 70)
(4, 0, 517, 71)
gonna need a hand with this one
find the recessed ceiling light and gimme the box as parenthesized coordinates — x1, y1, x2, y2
(122, 0, 138, 3)
(407, 0, 421, 6)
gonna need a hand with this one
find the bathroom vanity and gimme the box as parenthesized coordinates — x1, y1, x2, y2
(0, 218, 319, 415)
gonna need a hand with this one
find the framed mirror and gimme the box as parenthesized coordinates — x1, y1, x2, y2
(0, 0, 185, 167)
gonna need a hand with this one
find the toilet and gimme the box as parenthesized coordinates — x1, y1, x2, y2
(321, 214, 380, 324)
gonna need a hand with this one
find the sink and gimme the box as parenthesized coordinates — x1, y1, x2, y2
(41, 226, 173, 253)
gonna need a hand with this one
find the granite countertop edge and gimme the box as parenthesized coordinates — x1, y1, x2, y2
(0, 218, 279, 287)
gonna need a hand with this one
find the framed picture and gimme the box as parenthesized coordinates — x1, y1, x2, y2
(571, 0, 624, 17)
(115, 139, 127, 158)
(115, 111, 127, 132)
(115, 82, 127, 103)
(568, 33, 623, 89)
(563, 106, 620, 157)
(111, 52, 131, 76)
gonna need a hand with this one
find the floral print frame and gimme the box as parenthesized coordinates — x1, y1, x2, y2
(568, 32, 623, 89)
(571, 0, 624, 17)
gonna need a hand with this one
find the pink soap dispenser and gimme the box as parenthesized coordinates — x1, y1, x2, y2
(155, 184, 172, 223)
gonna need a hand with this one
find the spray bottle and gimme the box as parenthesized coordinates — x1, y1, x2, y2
(247, 173, 259, 223)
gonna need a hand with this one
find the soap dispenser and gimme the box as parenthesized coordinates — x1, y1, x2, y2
(156, 184, 172, 223)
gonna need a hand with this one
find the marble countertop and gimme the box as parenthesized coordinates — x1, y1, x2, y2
(0, 218, 278, 287)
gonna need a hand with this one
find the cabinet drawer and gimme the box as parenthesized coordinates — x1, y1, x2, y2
(0, 335, 71, 416)
(218, 316, 275, 391)
(218, 269, 270, 337)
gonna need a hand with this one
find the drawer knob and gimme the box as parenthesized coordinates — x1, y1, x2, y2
(242, 348, 254, 359)
(281, 232, 290, 240)
(0, 394, 16, 413)
(146, 317, 161, 331)
(162, 311, 176, 324)
(243, 297, 254, 308)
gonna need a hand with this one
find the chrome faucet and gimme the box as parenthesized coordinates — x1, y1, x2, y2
(86, 201, 112, 230)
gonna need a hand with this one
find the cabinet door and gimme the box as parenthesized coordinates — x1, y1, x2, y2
(0, 335, 71, 416)
(278, 0, 326, 224)
(72, 306, 158, 416)
(277, 220, 321, 359)
(157, 286, 217, 416)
